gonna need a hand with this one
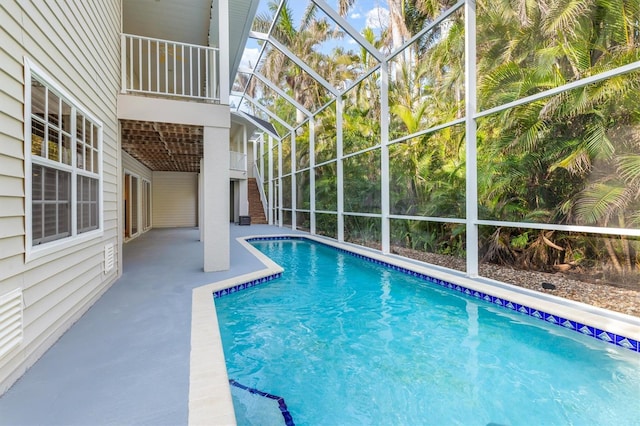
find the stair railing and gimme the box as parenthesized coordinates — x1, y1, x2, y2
(253, 163, 269, 220)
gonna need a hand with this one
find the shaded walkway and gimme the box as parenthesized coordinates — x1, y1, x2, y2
(0, 225, 302, 425)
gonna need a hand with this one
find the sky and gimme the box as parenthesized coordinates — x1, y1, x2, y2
(239, 0, 390, 71)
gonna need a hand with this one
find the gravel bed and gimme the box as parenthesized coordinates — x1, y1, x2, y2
(390, 246, 640, 318)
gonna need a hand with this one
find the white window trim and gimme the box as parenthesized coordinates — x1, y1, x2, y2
(24, 57, 104, 262)
(142, 178, 153, 232)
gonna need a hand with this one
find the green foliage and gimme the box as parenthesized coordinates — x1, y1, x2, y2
(262, 0, 640, 276)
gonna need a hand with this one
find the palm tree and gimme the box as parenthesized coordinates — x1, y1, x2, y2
(475, 0, 640, 275)
(254, 1, 341, 120)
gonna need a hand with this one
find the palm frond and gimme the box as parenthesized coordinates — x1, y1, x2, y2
(617, 154, 640, 184)
(549, 142, 591, 174)
(584, 119, 615, 160)
(543, 0, 592, 38)
(574, 182, 626, 225)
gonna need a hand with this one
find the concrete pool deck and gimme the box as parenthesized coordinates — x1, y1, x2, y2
(1, 225, 638, 425)
(0, 225, 305, 426)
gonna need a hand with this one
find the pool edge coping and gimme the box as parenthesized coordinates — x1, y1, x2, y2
(188, 234, 640, 425)
(188, 238, 283, 426)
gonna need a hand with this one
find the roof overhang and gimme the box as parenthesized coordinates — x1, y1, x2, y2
(231, 111, 279, 140)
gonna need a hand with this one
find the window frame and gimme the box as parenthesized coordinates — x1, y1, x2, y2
(142, 179, 152, 231)
(124, 170, 140, 239)
(24, 58, 104, 262)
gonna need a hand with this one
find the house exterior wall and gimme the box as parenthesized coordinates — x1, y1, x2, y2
(0, 0, 122, 393)
(152, 172, 198, 227)
(123, 151, 153, 186)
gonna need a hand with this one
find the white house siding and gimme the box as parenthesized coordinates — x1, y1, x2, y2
(0, 0, 121, 393)
(152, 172, 198, 227)
(123, 151, 153, 184)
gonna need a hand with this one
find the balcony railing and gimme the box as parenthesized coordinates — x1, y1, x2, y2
(121, 33, 220, 102)
(230, 151, 247, 171)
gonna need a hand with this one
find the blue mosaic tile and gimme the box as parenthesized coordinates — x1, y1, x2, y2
(560, 319, 576, 330)
(595, 329, 615, 343)
(615, 336, 638, 351)
(229, 380, 295, 426)
(213, 272, 282, 299)
(577, 324, 595, 337)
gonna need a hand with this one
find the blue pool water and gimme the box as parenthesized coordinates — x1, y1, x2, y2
(216, 240, 640, 425)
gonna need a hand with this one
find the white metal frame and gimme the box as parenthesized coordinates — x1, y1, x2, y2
(238, 0, 640, 282)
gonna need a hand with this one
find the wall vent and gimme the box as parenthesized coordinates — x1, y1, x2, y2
(0, 288, 23, 360)
(104, 243, 115, 273)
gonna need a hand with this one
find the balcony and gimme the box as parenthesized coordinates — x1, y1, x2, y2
(229, 151, 247, 172)
(121, 33, 220, 103)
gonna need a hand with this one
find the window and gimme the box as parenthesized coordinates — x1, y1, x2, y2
(26, 59, 102, 252)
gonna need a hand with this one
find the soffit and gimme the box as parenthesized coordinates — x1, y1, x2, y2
(123, 0, 212, 46)
(123, 0, 260, 85)
(121, 120, 203, 173)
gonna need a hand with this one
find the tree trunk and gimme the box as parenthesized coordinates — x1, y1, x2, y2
(604, 236, 623, 274)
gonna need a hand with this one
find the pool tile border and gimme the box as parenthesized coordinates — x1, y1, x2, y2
(220, 236, 640, 354)
(212, 272, 282, 299)
(228, 379, 295, 426)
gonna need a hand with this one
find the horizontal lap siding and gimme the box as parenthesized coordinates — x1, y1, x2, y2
(0, 0, 121, 393)
(153, 172, 199, 227)
(123, 151, 153, 183)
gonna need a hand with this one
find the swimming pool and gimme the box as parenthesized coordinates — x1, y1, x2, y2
(214, 238, 640, 425)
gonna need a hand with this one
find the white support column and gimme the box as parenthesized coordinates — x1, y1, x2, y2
(243, 125, 248, 172)
(218, 0, 230, 104)
(259, 135, 264, 180)
(465, 0, 479, 278)
(278, 137, 283, 227)
(309, 120, 316, 234)
(239, 180, 249, 217)
(291, 131, 297, 230)
(240, 125, 249, 217)
(120, 34, 127, 94)
(199, 158, 204, 242)
(380, 61, 391, 254)
(268, 135, 274, 225)
(336, 98, 344, 242)
(203, 125, 230, 272)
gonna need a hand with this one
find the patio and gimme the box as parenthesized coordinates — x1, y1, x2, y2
(0, 225, 303, 426)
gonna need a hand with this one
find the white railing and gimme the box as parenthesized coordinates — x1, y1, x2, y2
(121, 33, 220, 102)
(230, 151, 247, 171)
(253, 162, 269, 219)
